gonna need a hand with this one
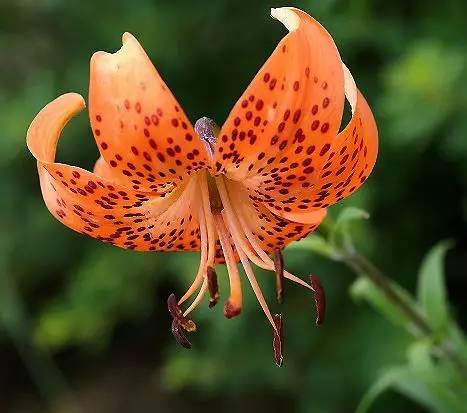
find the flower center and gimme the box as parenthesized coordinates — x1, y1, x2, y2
(194, 117, 223, 211)
(171, 170, 326, 364)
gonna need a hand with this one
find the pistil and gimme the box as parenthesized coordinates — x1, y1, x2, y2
(194, 117, 219, 156)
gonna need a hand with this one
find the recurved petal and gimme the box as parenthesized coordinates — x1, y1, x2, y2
(27, 93, 201, 251)
(89, 33, 209, 194)
(213, 7, 345, 180)
(212, 8, 377, 219)
(27, 93, 86, 163)
(249, 64, 378, 219)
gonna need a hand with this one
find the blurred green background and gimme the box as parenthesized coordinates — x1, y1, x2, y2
(1, 0, 466, 412)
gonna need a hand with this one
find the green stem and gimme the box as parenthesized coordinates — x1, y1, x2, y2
(340, 250, 467, 379)
(344, 252, 431, 336)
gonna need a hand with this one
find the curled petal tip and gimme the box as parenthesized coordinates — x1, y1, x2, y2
(27, 93, 86, 162)
(342, 63, 358, 112)
(270, 7, 300, 32)
(90, 50, 106, 63)
(68, 92, 86, 107)
(46, 92, 85, 110)
(122, 32, 136, 44)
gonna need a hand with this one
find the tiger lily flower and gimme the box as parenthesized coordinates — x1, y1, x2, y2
(27, 7, 378, 365)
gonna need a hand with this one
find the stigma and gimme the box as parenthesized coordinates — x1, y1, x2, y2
(194, 117, 218, 156)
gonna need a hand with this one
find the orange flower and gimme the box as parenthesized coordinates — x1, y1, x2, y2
(27, 7, 377, 364)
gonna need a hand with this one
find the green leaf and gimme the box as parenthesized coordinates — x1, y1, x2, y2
(357, 366, 407, 413)
(357, 363, 467, 413)
(407, 340, 437, 378)
(330, 207, 369, 252)
(447, 324, 467, 364)
(335, 207, 370, 223)
(287, 233, 335, 259)
(350, 277, 419, 330)
(416, 241, 453, 331)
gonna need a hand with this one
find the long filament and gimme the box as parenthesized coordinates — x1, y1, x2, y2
(178, 202, 208, 305)
(215, 177, 271, 270)
(214, 214, 243, 313)
(183, 278, 208, 317)
(223, 210, 276, 330)
(226, 183, 313, 291)
(179, 172, 218, 313)
(200, 171, 216, 266)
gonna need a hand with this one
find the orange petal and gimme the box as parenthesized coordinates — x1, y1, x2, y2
(213, 7, 344, 180)
(251, 64, 378, 220)
(214, 8, 377, 220)
(226, 180, 324, 253)
(89, 33, 209, 194)
(93, 155, 120, 181)
(28, 93, 201, 251)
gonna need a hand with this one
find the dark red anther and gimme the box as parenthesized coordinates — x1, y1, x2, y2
(167, 293, 196, 348)
(310, 275, 326, 325)
(167, 293, 183, 319)
(207, 266, 219, 308)
(274, 248, 284, 304)
(273, 313, 284, 367)
(171, 319, 192, 349)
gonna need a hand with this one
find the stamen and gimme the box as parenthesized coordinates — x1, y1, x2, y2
(178, 203, 208, 305)
(183, 278, 208, 317)
(273, 314, 284, 367)
(167, 293, 183, 319)
(310, 275, 326, 325)
(207, 266, 219, 308)
(167, 293, 197, 332)
(200, 171, 217, 266)
(171, 319, 192, 349)
(214, 214, 242, 318)
(215, 175, 323, 332)
(215, 177, 270, 270)
(274, 248, 284, 304)
(232, 199, 313, 291)
(222, 203, 268, 269)
(227, 199, 272, 266)
(231, 224, 276, 329)
(178, 173, 218, 319)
